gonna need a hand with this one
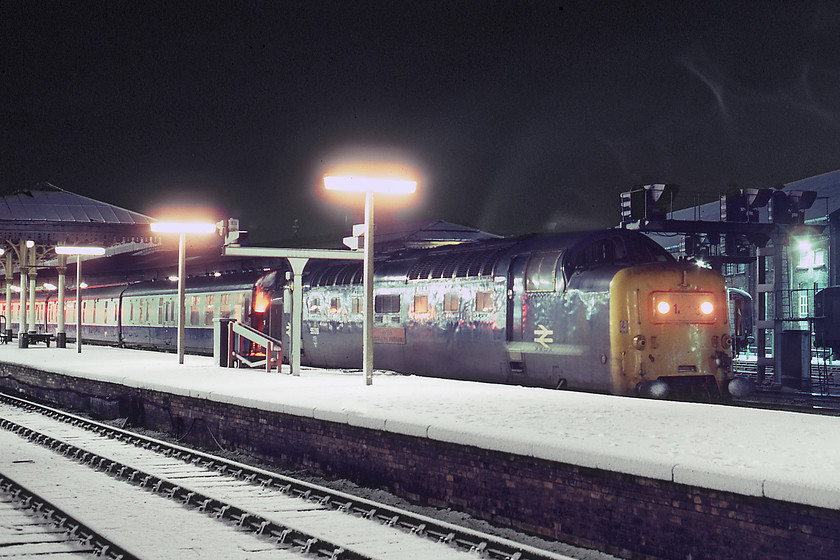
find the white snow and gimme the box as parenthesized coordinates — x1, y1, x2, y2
(2, 344, 840, 511)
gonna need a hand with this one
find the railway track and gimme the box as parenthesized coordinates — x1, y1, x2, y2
(0, 392, 587, 560)
(0, 473, 111, 559)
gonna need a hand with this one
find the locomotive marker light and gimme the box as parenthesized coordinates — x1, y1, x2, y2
(55, 246, 106, 353)
(324, 167, 417, 386)
(150, 221, 217, 364)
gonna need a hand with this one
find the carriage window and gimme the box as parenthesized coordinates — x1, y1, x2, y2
(220, 293, 231, 318)
(205, 295, 215, 325)
(475, 291, 493, 312)
(526, 251, 562, 292)
(443, 293, 459, 312)
(413, 295, 429, 315)
(190, 296, 200, 325)
(375, 294, 400, 314)
(351, 296, 362, 314)
(234, 293, 244, 322)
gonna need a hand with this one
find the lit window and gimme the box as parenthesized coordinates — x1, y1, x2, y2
(351, 296, 362, 314)
(330, 297, 341, 314)
(205, 295, 215, 325)
(799, 292, 809, 318)
(798, 248, 825, 268)
(475, 291, 493, 312)
(220, 293, 231, 318)
(414, 294, 429, 315)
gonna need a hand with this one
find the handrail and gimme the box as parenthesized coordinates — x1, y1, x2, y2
(230, 320, 281, 348)
(227, 320, 282, 373)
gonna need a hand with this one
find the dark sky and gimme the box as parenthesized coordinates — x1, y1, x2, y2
(3, 1, 840, 242)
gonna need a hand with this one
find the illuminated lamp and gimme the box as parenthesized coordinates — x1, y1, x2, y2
(700, 301, 714, 315)
(150, 219, 217, 364)
(657, 301, 671, 314)
(324, 164, 418, 386)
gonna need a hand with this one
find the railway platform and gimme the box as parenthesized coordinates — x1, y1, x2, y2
(1, 345, 839, 560)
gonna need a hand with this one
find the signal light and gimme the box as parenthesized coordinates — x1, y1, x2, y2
(657, 301, 671, 314)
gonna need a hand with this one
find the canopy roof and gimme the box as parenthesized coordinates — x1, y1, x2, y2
(0, 183, 156, 246)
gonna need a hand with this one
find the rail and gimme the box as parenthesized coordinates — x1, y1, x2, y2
(0, 392, 571, 560)
(227, 320, 282, 372)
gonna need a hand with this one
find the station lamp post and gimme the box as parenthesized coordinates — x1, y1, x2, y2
(150, 221, 217, 364)
(324, 172, 417, 385)
(55, 246, 105, 353)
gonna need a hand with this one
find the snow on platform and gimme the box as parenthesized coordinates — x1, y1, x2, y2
(2, 344, 839, 512)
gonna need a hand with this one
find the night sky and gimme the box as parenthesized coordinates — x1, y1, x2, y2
(3, 1, 840, 242)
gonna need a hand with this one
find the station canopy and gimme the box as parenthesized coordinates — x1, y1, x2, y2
(0, 182, 156, 246)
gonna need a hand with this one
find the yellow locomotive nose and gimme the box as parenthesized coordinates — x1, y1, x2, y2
(609, 263, 732, 398)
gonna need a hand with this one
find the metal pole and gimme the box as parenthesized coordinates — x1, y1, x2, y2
(18, 241, 28, 348)
(76, 256, 82, 353)
(363, 190, 374, 386)
(56, 255, 66, 347)
(27, 269, 37, 335)
(4, 252, 12, 340)
(288, 257, 307, 377)
(178, 231, 186, 364)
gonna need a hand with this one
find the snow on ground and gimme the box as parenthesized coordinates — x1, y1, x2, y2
(2, 344, 839, 511)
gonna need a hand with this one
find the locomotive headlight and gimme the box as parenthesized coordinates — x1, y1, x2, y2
(656, 301, 671, 314)
(700, 301, 714, 315)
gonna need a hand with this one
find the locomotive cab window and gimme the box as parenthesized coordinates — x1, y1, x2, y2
(526, 251, 563, 292)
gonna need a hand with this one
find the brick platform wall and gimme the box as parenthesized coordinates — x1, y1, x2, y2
(1, 362, 838, 559)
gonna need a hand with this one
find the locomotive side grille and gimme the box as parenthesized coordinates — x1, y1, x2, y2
(480, 247, 509, 276)
(678, 365, 697, 373)
(408, 257, 435, 280)
(431, 253, 460, 278)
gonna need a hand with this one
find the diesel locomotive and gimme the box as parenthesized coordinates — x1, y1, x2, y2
(254, 229, 748, 399)
(2, 229, 751, 399)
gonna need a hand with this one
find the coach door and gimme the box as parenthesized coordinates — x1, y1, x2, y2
(506, 256, 529, 343)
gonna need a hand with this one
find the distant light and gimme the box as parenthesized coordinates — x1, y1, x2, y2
(55, 246, 106, 255)
(213, 271, 222, 277)
(11, 286, 21, 293)
(151, 221, 217, 234)
(700, 301, 714, 315)
(797, 239, 812, 253)
(79, 282, 88, 289)
(0, 248, 4, 256)
(168, 275, 179, 282)
(26, 240, 35, 248)
(324, 176, 417, 194)
(695, 259, 710, 269)
(657, 301, 671, 314)
(43, 283, 57, 291)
